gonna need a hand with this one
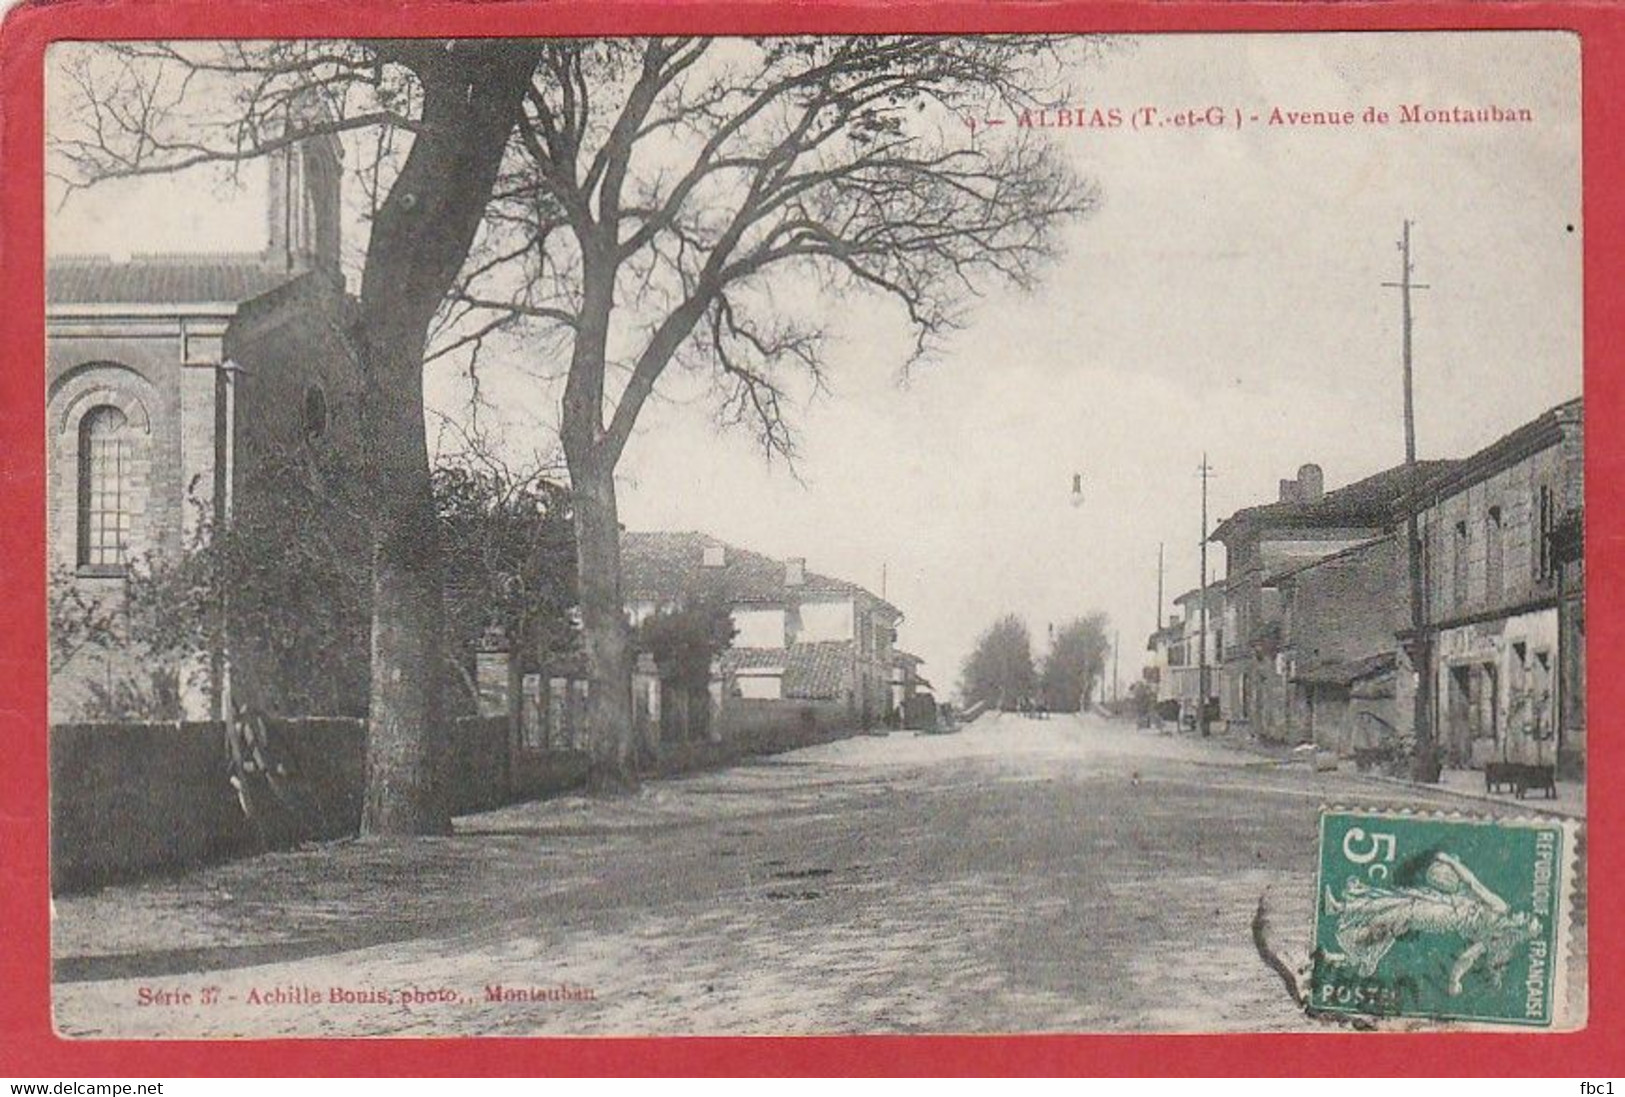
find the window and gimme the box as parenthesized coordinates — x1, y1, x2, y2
(1453, 520, 1470, 609)
(1536, 485, 1557, 581)
(1419, 523, 1433, 614)
(1485, 506, 1504, 603)
(77, 405, 132, 569)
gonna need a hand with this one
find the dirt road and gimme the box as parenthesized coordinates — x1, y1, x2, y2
(51, 713, 1583, 1037)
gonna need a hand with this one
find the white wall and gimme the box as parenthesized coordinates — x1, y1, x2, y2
(799, 599, 854, 642)
(627, 599, 664, 627)
(732, 607, 787, 649)
(736, 672, 783, 700)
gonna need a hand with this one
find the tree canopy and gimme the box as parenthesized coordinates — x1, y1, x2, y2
(49, 34, 1103, 803)
(960, 613, 1036, 711)
(1039, 613, 1112, 713)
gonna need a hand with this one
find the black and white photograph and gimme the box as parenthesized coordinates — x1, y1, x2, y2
(42, 30, 1584, 1037)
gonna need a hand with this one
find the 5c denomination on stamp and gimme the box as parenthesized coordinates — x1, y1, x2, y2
(1312, 810, 1574, 1028)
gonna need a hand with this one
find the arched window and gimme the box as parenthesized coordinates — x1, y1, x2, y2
(78, 405, 132, 569)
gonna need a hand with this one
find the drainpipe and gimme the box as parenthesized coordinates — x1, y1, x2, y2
(217, 358, 242, 722)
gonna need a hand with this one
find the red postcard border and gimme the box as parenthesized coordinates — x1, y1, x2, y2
(1, 0, 1620, 1077)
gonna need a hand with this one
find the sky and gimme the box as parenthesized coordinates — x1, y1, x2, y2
(47, 32, 1582, 699)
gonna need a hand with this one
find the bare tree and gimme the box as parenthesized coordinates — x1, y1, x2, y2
(450, 36, 1100, 789)
(50, 39, 542, 834)
(51, 34, 1100, 801)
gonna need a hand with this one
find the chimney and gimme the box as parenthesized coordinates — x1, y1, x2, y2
(1298, 463, 1325, 502)
(702, 543, 726, 568)
(1278, 478, 1302, 503)
(786, 557, 806, 586)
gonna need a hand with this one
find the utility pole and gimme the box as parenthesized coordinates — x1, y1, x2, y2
(1383, 220, 1435, 781)
(1113, 629, 1121, 702)
(1197, 454, 1214, 738)
(1156, 542, 1165, 632)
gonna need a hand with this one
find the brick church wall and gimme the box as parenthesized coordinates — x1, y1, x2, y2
(45, 331, 198, 721)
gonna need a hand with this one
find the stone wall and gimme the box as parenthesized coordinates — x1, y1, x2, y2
(50, 705, 853, 893)
(53, 716, 534, 893)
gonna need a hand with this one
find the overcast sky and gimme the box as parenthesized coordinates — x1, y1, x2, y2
(48, 32, 1582, 697)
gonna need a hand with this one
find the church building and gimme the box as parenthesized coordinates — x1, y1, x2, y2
(47, 130, 362, 722)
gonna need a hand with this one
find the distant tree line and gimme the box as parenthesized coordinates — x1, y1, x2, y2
(959, 612, 1111, 713)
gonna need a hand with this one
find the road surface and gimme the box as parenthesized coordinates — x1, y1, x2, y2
(51, 712, 1584, 1037)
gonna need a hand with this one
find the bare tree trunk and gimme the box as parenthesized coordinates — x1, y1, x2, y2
(360, 343, 450, 834)
(357, 45, 538, 835)
(567, 453, 637, 791)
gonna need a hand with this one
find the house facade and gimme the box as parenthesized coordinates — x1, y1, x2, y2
(1210, 460, 1456, 742)
(1159, 585, 1223, 724)
(1266, 534, 1412, 752)
(1145, 615, 1181, 716)
(890, 650, 934, 727)
(1412, 398, 1584, 774)
(621, 532, 903, 731)
(46, 131, 359, 723)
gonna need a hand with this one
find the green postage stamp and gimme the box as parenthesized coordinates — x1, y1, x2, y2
(1312, 810, 1575, 1027)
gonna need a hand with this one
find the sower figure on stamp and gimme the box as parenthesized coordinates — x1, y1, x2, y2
(1323, 851, 1543, 996)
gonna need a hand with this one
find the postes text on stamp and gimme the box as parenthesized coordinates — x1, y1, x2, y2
(1312, 810, 1569, 1027)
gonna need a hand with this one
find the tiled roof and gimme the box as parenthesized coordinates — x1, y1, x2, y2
(1292, 650, 1396, 687)
(622, 531, 898, 616)
(47, 254, 300, 307)
(1413, 397, 1582, 503)
(1146, 623, 1183, 651)
(1172, 583, 1224, 607)
(716, 641, 856, 701)
(717, 648, 788, 674)
(784, 641, 855, 700)
(1263, 534, 1394, 586)
(1211, 460, 1459, 543)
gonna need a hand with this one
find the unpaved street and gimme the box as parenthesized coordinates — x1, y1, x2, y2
(52, 714, 1583, 1037)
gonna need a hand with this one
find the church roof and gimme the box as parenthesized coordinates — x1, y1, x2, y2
(46, 254, 300, 308)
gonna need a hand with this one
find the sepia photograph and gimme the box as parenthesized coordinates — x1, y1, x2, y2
(40, 30, 1584, 1038)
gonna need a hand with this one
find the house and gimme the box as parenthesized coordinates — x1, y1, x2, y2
(621, 532, 903, 733)
(1144, 615, 1183, 719)
(1411, 397, 1584, 775)
(890, 650, 935, 729)
(1265, 535, 1410, 752)
(46, 127, 358, 722)
(1161, 584, 1223, 725)
(1209, 460, 1456, 741)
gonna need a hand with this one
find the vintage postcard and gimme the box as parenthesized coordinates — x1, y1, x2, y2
(37, 28, 1584, 1041)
